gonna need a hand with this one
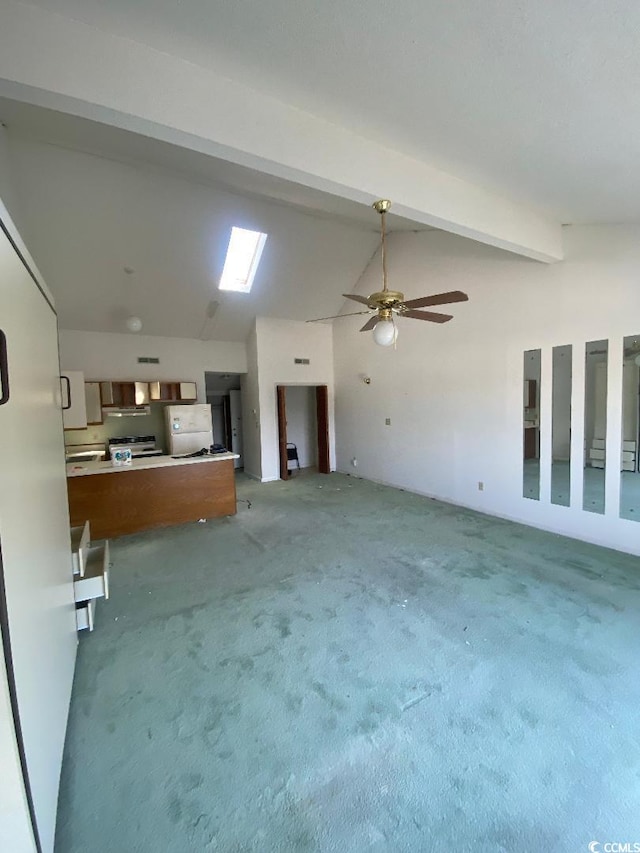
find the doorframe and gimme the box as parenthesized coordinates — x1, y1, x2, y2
(276, 384, 331, 480)
(277, 386, 288, 480)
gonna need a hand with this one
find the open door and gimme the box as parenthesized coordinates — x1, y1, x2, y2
(316, 385, 330, 474)
(277, 385, 330, 479)
(276, 386, 289, 480)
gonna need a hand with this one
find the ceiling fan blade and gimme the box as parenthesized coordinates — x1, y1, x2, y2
(307, 310, 371, 323)
(359, 316, 379, 332)
(343, 293, 372, 306)
(403, 309, 453, 323)
(402, 290, 469, 309)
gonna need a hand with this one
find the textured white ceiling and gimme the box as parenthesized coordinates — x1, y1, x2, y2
(18, 0, 640, 223)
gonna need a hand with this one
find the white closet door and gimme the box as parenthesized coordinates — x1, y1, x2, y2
(0, 654, 35, 853)
(0, 223, 77, 853)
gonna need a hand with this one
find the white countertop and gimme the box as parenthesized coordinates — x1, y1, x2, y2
(67, 452, 239, 478)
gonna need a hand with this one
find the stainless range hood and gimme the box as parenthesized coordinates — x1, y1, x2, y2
(103, 406, 151, 417)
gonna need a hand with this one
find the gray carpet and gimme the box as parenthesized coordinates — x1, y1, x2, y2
(55, 472, 640, 852)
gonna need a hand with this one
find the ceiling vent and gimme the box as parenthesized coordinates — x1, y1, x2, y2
(137, 357, 160, 364)
(294, 358, 310, 365)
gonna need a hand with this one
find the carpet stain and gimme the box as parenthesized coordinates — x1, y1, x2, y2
(275, 613, 292, 638)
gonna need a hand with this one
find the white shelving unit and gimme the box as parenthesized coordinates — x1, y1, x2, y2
(70, 521, 110, 632)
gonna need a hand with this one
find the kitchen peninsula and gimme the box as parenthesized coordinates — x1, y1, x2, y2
(67, 452, 239, 539)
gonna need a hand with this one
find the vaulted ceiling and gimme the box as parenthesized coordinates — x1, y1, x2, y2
(1, 106, 392, 341)
(0, 1, 638, 341)
(13, 0, 640, 223)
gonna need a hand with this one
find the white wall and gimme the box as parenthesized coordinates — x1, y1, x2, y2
(333, 225, 640, 556)
(59, 330, 246, 403)
(283, 386, 317, 469)
(255, 317, 334, 482)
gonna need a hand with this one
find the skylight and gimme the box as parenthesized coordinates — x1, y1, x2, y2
(218, 227, 267, 293)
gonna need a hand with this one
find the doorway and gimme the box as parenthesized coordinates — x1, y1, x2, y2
(276, 385, 330, 480)
(205, 372, 244, 469)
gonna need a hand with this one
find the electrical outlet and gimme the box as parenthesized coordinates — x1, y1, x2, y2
(385, 418, 391, 426)
(478, 481, 484, 491)
(351, 457, 358, 467)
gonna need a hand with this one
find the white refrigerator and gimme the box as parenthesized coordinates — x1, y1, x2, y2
(165, 404, 214, 455)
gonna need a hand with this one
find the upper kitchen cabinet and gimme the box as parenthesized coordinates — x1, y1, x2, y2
(61, 370, 88, 429)
(179, 382, 198, 401)
(100, 381, 149, 407)
(149, 380, 197, 402)
(85, 381, 103, 425)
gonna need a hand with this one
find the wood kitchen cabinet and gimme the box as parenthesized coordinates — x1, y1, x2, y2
(100, 380, 149, 407)
(68, 456, 236, 538)
(96, 379, 197, 406)
(149, 380, 197, 402)
(524, 428, 538, 459)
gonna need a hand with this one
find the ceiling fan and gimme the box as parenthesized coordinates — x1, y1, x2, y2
(307, 199, 468, 346)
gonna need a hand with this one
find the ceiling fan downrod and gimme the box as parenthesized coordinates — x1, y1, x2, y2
(373, 199, 391, 293)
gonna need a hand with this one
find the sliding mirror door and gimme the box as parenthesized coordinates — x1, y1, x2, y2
(523, 349, 541, 500)
(584, 341, 608, 514)
(620, 335, 640, 521)
(551, 345, 572, 506)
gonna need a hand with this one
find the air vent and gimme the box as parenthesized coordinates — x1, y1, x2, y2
(137, 357, 160, 364)
(294, 358, 310, 365)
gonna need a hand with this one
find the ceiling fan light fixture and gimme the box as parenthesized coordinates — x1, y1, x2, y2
(372, 318, 397, 347)
(305, 198, 468, 340)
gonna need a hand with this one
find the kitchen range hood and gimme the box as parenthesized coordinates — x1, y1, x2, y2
(103, 405, 151, 417)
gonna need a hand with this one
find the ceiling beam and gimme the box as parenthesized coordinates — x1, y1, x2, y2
(0, 1, 562, 262)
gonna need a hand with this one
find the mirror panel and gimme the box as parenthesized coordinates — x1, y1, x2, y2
(523, 349, 541, 500)
(620, 334, 640, 521)
(584, 340, 608, 514)
(551, 345, 572, 506)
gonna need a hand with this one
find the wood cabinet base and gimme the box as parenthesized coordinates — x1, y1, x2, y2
(68, 460, 237, 539)
(524, 428, 538, 460)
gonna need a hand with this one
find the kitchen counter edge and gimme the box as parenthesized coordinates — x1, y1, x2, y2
(66, 452, 239, 478)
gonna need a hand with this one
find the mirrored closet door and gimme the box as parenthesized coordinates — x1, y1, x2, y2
(551, 345, 572, 506)
(584, 340, 608, 514)
(620, 335, 640, 521)
(523, 349, 541, 500)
